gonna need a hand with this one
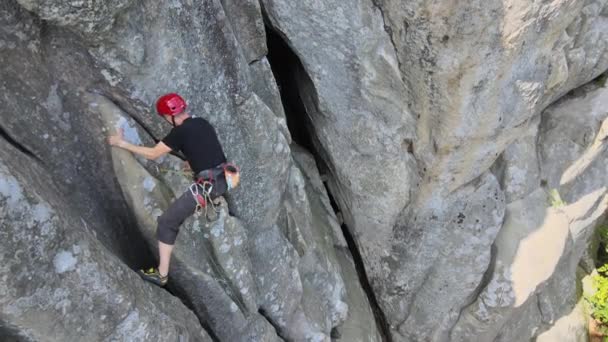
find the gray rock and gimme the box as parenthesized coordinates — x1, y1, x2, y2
(451, 82, 608, 341)
(16, 0, 136, 39)
(249, 57, 290, 138)
(249, 224, 308, 339)
(333, 251, 383, 342)
(493, 116, 542, 203)
(0, 0, 152, 271)
(291, 147, 382, 342)
(262, 0, 608, 339)
(539, 82, 608, 202)
(3, 0, 608, 340)
(383, 172, 506, 341)
(228, 93, 291, 231)
(376, 0, 608, 190)
(0, 139, 211, 342)
(261, 0, 418, 274)
(536, 296, 588, 342)
(219, 0, 267, 62)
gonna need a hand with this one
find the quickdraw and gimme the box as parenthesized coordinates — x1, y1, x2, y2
(189, 180, 216, 221)
(190, 162, 240, 224)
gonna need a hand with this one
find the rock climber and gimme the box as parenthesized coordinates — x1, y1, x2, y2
(108, 93, 230, 287)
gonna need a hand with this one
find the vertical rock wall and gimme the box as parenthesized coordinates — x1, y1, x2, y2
(1, 0, 607, 341)
(1, 0, 378, 340)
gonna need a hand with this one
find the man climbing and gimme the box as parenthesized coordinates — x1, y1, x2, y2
(108, 93, 229, 287)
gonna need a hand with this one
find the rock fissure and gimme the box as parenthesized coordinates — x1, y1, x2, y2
(2, 0, 608, 340)
(336, 218, 394, 342)
(0, 124, 42, 163)
(0, 319, 33, 342)
(448, 244, 498, 337)
(257, 308, 287, 342)
(264, 21, 314, 152)
(369, 0, 404, 79)
(201, 239, 250, 316)
(264, 18, 393, 342)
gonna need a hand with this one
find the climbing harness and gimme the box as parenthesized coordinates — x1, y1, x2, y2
(191, 164, 223, 223)
(189, 162, 240, 224)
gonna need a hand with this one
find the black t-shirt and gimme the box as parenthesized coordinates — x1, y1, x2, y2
(162, 117, 226, 175)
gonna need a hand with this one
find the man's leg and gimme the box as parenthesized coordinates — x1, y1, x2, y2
(140, 189, 197, 286)
(158, 241, 174, 277)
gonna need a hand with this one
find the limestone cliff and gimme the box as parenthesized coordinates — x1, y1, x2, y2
(0, 0, 606, 341)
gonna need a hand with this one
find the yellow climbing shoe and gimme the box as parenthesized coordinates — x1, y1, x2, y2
(137, 267, 168, 287)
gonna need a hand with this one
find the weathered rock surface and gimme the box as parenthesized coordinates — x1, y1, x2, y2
(1, 0, 608, 340)
(1, 0, 374, 340)
(0, 139, 211, 342)
(261, 0, 608, 339)
(452, 82, 608, 341)
(261, 0, 418, 269)
(536, 295, 588, 342)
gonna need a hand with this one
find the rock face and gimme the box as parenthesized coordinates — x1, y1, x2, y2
(260, 0, 608, 340)
(1, 0, 607, 341)
(454, 83, 608, 342)
(0, 139, 211, 342)
(1, 0, 375, 340)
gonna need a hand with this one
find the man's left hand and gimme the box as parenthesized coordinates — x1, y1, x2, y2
(108, 128, 126, 147)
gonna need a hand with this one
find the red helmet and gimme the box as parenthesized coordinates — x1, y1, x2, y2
(156, 93, 186, 116)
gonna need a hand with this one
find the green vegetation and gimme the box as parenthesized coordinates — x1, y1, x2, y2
(548, 188, 566, 208)
(586, 265, 608, 340)
(585, 223, 608, 340)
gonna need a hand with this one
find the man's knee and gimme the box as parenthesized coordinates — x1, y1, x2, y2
(156, 213, 179, 245)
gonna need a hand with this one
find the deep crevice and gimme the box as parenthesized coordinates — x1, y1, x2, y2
(264, 21, 315, 152)
(370, 0, 405, 80)
(0, 320, 32, 342)
(326, 187, 394, 342)
(0, 125, 42, 164)
(263, 15, 393, 342)
(258, 308, 287, 341)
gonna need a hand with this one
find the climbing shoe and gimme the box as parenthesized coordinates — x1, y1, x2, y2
(137, 267, 168, 287)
